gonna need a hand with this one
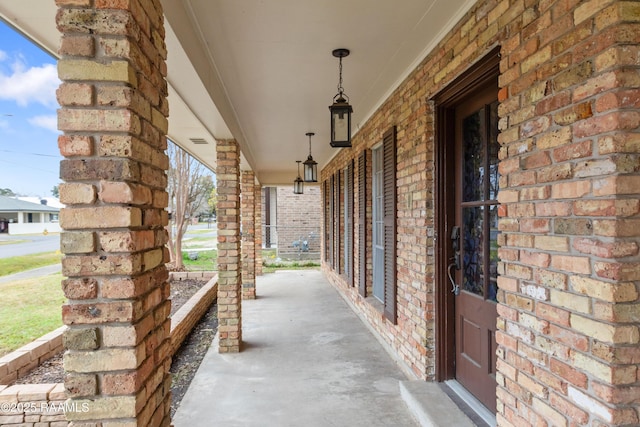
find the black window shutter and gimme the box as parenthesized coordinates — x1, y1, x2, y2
(358, 152, 367, 297)
(329, 176, 334, 268)
(345, 160, 354, 286)
(324, 180, 330, 264)
(334, 172, 341, 272)
(383, 127, 397, 324)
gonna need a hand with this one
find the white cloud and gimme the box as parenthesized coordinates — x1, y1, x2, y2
(0, 50, 7, 61)
(0, 58, 59, 108)
(28, 114, 59, 133)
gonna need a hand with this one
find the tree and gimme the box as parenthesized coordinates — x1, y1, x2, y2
(166, 140, 215, 269)
(51, 185, 59, 197)
(0, 188, 15, 196)
(207, 186, 217, 217)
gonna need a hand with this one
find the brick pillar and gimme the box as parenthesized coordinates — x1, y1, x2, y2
(255, 183, 263, 276)
(496, 2, 640, 426)
(241, 171, 256, 299)
(56, 1, 171, 425)
(217, 140, 242, 352)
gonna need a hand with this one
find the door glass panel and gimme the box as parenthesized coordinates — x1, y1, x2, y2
(462, 206, 484, 297)
(462, 110, 485, 202)
(488, 204, 499, 302)
(488, 101, 499, 201)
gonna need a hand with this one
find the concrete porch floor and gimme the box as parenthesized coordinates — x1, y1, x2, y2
(173, 270, 478, 427)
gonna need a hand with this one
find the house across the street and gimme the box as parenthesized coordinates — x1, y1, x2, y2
(0, 195, 61, 235)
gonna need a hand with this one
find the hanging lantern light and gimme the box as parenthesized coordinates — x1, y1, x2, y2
(303, 132, 318, 182)
(293, 160, 304, 194)
(329, 48, 353, 148)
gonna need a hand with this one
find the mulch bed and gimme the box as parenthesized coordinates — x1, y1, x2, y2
(12, 278, 218, 417)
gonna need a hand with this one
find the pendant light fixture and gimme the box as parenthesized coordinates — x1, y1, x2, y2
(293, 160, 304, 194)
(303, 132, 318, 182)
(329, 48, 353, 148)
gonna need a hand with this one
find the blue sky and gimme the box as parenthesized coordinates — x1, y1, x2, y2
(0, 20, 61, 197)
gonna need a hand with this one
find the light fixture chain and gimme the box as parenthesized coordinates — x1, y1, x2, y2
(337, 56, 344, 95)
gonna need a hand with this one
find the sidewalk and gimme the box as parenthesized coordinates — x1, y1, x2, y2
(0, 264, 61, 285)
(173, 270, 476, 427)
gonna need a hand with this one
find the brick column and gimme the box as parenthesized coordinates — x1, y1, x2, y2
(217, 140, 242, 352)
(255, 183, 263, 276)
(241, 171, 256, 299)
(56, 1, 171, 425)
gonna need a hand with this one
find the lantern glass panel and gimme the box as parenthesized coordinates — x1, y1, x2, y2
(304, 161, 317, 182)
(330, 102, 352, 147)
(334, 113, 348, 141)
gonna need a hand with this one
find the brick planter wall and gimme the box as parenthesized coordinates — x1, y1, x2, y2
(322, 0, 640, 425)
(0, 272, 217, 427)
(169, 275, 218, 356)
(0, 328, 65, 386)
(0, 384, 66, 427)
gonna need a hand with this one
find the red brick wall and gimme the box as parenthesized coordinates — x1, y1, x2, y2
(496, 2, 640, 425)
(274, 186, 322, 258)
(322, 0, 640, 425)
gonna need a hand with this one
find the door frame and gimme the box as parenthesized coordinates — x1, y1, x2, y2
(434, 46, 501, 382)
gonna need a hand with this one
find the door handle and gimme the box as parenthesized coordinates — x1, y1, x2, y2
(448, 225, 461, 296)
(448, 262, 460, 296)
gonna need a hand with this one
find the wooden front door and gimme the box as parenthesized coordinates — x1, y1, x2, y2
(451, 84, 499, 413)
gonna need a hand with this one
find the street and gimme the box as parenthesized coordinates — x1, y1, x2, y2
(0, 223, 217, 259)
(0, 233, 60, 258)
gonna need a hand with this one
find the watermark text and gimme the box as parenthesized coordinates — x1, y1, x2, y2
(0, 401, 90, 413)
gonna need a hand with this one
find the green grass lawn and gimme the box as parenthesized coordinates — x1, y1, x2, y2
(262, 260, 320, 274)
(0, 252, 61, 277)
(261, 248, 320, 273)
(182, 249, 218, 270)
(0, 273, 65, 356)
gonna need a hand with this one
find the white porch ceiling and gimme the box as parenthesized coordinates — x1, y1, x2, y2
(0, 0, 475, 185)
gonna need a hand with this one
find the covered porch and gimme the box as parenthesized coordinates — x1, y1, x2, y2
(0, 0, 638, 426)
(173, 269, 479, 427)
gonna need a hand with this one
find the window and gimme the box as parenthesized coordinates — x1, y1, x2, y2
(372, 127, 397, 322)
